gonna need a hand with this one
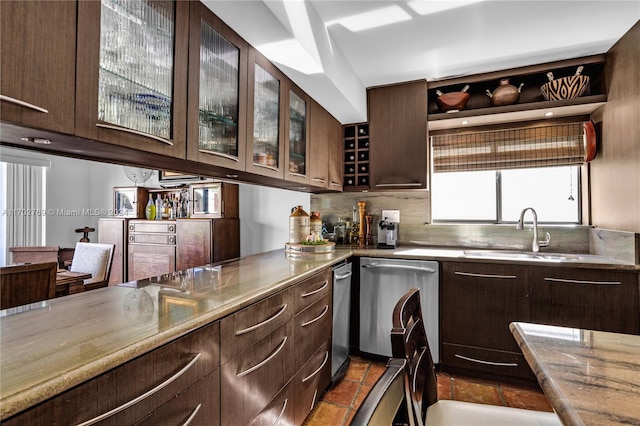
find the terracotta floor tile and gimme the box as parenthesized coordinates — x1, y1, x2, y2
(321, 378, 360, 406)
(436, 373, 453, 400)
(353, 383, 373, 408)
(344, 408, 356, 425)
(363, 363, 386, 385)
(501, 385, 554, 412)
(344, 358, 369, 382)
(302, 401, 348, 426)
(453, 379, 504, 406)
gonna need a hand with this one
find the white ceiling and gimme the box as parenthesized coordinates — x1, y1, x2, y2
(202, 1, 640, 124)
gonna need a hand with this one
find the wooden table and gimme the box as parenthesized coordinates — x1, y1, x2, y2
(55, 270, 91, 296)
(510, 322, 640, 425)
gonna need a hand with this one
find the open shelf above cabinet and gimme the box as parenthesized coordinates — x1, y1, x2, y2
(427, 54, 607, 132)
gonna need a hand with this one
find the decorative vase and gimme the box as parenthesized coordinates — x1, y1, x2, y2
(486, 78, 524, 106)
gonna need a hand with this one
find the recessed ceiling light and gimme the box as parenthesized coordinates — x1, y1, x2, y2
(544, 111, 554, 117)
(326, 6, 411, 32)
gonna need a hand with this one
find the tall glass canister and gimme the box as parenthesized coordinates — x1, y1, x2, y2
(198, 21, 240, 159)
(288, 91, 307, 176)
(98, 0, 175, 140)
(252, 64, 280, 169)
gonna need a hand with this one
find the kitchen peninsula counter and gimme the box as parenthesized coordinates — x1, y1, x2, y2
(1, 244, 635, 420)
(0, 248, 351, 420)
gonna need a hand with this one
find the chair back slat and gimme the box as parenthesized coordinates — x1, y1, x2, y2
(392, 288, 439, 424)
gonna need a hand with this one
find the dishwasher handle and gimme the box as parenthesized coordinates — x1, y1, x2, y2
(334, 271, 352, 280)
(361, 263, 436, 273)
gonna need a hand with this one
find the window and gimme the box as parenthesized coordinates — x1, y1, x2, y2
(432, 165, 580, 223)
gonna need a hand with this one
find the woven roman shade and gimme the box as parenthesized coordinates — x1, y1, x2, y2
(431, 121, 596, 173)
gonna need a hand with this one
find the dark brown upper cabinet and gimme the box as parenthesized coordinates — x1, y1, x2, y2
(244, 47, 286, 179)
(368, 80, 428, 190)
(187, 1, 249, 170)
(327, 108, 344, 192)
(1, 1, 77, 134)
(308, 100, 331, 189)
(75, 0, 189, 158)
(284, 81, 310, 185)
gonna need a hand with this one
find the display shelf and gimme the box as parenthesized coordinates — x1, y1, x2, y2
(427, 54, 607, 131)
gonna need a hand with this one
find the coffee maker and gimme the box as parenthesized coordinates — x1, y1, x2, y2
(377, 210, 399, 249)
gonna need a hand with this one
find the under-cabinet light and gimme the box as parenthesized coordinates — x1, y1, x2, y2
(545, 111, 554, 117)
(461, 120, 470, 125)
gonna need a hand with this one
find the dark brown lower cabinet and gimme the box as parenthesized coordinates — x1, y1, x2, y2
(294, 340, 332, 425)
(440, 261, 534, 380)
(530, 266, 639, 334)
(4, 322, 219, 425)
(248, 378, 297, 426)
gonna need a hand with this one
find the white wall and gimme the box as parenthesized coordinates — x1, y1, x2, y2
(1, 146, 309, 256)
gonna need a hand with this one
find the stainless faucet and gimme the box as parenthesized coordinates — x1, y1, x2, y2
(516, 207, 550, 252)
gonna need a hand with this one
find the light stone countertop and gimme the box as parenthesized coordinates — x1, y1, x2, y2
(0, 245, 635, 420)
(510, 322, 640, 425)
(0, 248, 351, 420)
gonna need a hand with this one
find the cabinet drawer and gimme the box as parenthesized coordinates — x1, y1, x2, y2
(248, 377, 296, 426)
(294, 340, 331, 425)
(137, 370, 220, 426)
(220, 288, 293, 363)
(221, 321, 295, 426)
(128, 233, 176, 245)
(294, 293, 332, 368)
(441, 343, 534, 380)
(294, 269, 331, 314)
(129, 221, 176, 233)
(5, 322, 219, 425)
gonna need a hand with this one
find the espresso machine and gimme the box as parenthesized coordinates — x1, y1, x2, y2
(377, 210, 399, 249)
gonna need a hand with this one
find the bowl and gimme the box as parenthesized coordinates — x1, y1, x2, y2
(435, 92, 470, 112)
(540, 75, 590, 101)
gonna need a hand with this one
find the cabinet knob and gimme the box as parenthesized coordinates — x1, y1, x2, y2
(168, 225, 175, 233)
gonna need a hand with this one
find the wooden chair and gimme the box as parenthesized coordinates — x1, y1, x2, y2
(0, 262, 57, 309)
(391, 288, 562, 426)
(69, 242, 115, 291)
(9, 246, 60, 265)
(351, 358, 410, 426)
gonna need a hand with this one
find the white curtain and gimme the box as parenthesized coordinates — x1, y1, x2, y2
(5, 163, 46, 261)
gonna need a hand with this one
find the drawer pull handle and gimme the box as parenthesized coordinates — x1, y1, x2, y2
(289, 172, 306, 178)
(237, 336, 287, 378)
(303, 351, 329, 383)
(334, 271, 352, 280)
(375, 182, 422, 187)
(301, 281, 329, 298)
(0, 94, 49, 113)
(199, 149, 240, 162)
(544, 277, 621, 285)
(310, 388, 318, 412)
(454, 354, 518, 367)
(182, 403, 202, 426)
(235, 304, 288, 336)
(330, 182, 341, 187)
(363, 264, 436, 273)
(273, 398, 288, 426)
(302, 305, 329, 327)
(77, 353, 202, 426)
(312, 178, 326, 184)
(253, 163, 280, 172)
(96, 122, 173, 146)
(454, 271, 516, 279)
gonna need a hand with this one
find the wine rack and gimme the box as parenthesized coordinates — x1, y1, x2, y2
(343, 123, 369, 190)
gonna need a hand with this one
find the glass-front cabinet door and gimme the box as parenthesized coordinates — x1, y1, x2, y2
(284, 82, 310, 184)
(245, 48, 285, 178)
(76, 0, 188, 157)
(186, 2, 247, 171)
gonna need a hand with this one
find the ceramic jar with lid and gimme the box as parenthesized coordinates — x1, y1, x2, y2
(486, 78, 524, 106)
(289, 206, 310, 243)
(310, 211, 322, 239)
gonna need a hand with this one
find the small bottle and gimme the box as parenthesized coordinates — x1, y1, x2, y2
(155, 195, 162, 220)
(145, 194, 156, 220)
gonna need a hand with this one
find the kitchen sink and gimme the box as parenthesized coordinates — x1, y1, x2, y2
(462, 250, 593, 262)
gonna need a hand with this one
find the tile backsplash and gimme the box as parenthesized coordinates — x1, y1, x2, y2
(311, 191, 638, 263)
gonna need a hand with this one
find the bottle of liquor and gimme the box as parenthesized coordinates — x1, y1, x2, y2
(145, 194, 156, 220)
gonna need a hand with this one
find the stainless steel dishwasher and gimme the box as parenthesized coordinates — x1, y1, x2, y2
(359, 257, 439, 362)
(332, 261, 352, 382)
